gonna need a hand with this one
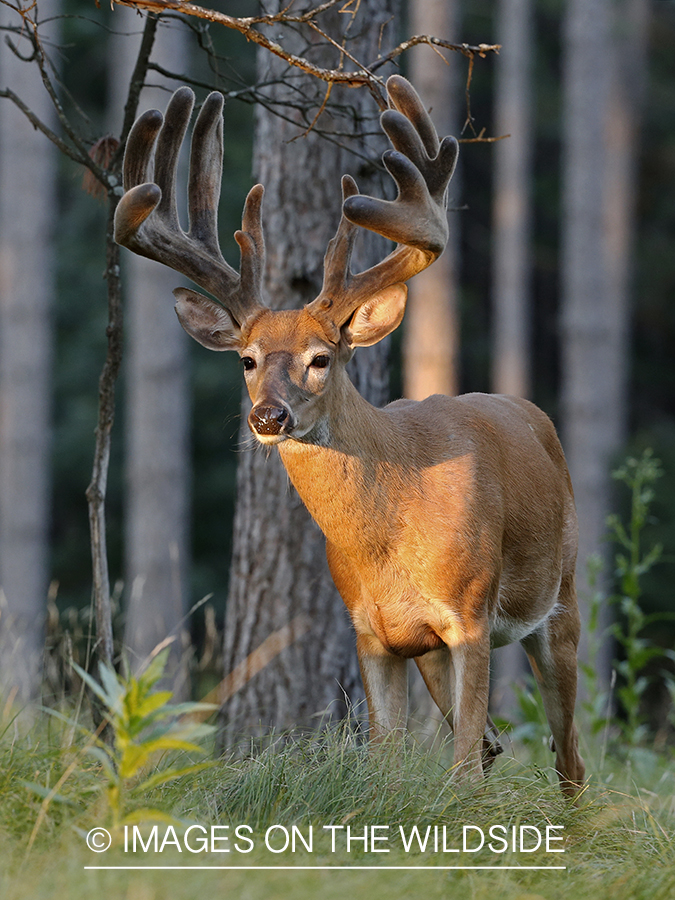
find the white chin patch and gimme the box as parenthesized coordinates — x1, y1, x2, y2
(253, 431, 288, 446)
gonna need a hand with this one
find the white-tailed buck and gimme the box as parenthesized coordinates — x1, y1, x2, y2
(115, 76, 585, 795)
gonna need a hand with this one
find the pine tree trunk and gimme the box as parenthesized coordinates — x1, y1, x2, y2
(491, 0, 533, 401)
(0, 9, 58, 703)
(110, 12, 191, 688)
(402, 0, 461, 402)
(489, 0, 534, 716)
(560, 0, 646, 676)
(219, 1, 400, 745)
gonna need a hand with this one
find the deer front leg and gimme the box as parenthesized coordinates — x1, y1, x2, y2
(357, 633, 408, 742)
(414, 647, 503, 773)
(442, 630, 492, 783)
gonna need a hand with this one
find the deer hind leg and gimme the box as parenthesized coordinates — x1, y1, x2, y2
(415, 638, 498, 779)
(482, 713, 504, 772)
(357, 633, 409, 742)
(521, 575, 585, 797)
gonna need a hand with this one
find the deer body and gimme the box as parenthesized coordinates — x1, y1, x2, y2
(280, 391, 574, 655)
(234, 308, 582, 786)
(285, 393, 573, 641)
(115, 76, 585, 794)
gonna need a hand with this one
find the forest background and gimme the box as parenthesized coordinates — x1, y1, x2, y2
(0, 0, 674, 743)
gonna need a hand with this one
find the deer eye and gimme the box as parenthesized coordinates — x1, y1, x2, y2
(241, 356, 256, 371)
(309, 354, 330, 369)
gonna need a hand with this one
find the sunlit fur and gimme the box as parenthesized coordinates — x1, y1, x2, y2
(207, 302, 586, 797)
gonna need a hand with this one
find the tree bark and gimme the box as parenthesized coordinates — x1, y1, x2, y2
(402, 0, 461, 402)
(560, 0, 647, 676)
(110, 12, 192, 690)
(219, 1, 399, 745)
(86, 201, 122, 673)
(491, 0, 533, 401)
(0, 8, 59, 703)
(489, 0, 534, 717)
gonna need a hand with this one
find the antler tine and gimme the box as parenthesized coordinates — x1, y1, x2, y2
(236, 184, 266, 304)
(187, 91, 225, 258)
(386, 74, 440, 162)
(114, 87, 265, 326)
(320, 176, 360, 297)
(153, 87, 194, 231)
(308, 75, 458, 329)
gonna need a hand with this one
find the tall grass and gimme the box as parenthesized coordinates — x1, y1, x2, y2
(1, 450, 674, 899)
(1, 697, 673, 900)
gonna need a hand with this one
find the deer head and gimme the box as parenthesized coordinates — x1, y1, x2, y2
(114, 76, 458, 444)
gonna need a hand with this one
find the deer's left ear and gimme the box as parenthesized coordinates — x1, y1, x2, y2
(173, 287, 244, 351)
(342, 283, 408, 348)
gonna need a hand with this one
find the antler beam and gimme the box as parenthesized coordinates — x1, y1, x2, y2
(307, 75, 459, 329)
(114, 87, 265, 327)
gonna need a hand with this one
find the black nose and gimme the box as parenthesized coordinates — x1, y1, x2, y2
(248, 404, 291, 436)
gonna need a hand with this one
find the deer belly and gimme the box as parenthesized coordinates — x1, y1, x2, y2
(489, 565, 564, 648)
(490, 612, 542, 647)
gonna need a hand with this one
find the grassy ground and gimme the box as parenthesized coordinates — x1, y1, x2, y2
(1, 709, 673, 900)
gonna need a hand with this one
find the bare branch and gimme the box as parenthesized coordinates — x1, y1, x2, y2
(111, 1, 501, 140)
(84, 11, 166, 670)
(305, 18, 386, 109)
(0, 5, 113, 187)
(112, 0, 384, 88)
(113, 0, 498, 94)
(22, 8, 96, 164)
(113, 12, 159, 167)
(369, 35, 500, 73)
(459, 130, 509, 145)
(0, 85, 80, 162)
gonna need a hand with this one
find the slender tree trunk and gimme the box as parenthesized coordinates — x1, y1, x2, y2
(560, 0, 646, 677)
(86, 202, 122, 672)
(603, 0, 648, 439)
(489, 0, 534, 717)
(403, 0, 461, 402)
(219, 1, 400, 745)
(87, 12, 161, 676)
(491, 0, 533, 401)
(0, 8, 59, 703)
(561, 0, 612, 676)
(110, 12, 191, 689)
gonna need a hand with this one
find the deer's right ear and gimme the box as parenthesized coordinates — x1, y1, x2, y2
(173, 287, 243, 351)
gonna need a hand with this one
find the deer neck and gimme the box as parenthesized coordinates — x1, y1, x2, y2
(277, 371, 404, 552)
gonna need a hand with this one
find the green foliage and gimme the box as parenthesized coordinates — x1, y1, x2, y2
(504, 681, 551, 756)
(605, 451, 675, 744)
(579, 553, 615, 739)
(24, 649, 217, 833)
(73, 649, 217, 828)
(582, 450, 675, 747)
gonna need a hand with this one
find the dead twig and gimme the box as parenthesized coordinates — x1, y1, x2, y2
(112, 0, 499, 99)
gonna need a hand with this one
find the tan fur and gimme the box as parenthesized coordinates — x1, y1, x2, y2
(238, 310, 585, 796)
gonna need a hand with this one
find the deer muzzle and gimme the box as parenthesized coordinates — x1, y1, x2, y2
(248, 403, 295, 439)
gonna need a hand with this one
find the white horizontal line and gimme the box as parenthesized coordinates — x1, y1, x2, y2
(84, 865, 566, 871)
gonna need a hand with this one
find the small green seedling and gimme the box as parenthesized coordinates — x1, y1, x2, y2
(72, 648, 217, 828)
